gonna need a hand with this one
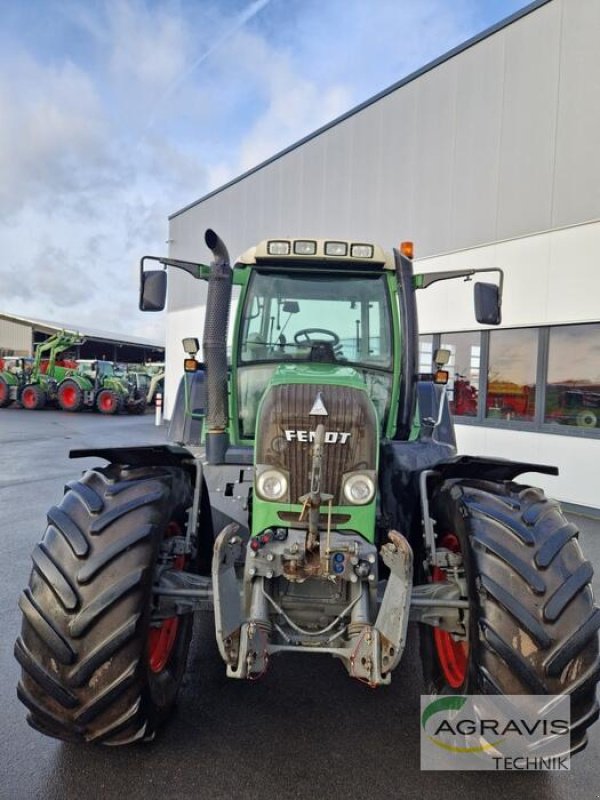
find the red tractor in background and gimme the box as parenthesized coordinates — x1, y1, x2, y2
(452, 376, 535, 420)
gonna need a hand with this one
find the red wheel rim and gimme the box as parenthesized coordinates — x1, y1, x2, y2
(148, 618, 180, 673)
(148, 522, 185, 673)
(100, 393, 116, 412)
(432, 533, 469, 689)
(0, 382, 7, 402)
(61, 385, 77, 408)
(22, 388, 37, 409)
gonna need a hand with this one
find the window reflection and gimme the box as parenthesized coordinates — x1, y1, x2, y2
(545, 324, 600, 429)
(486, 328, 537, 421)
(440, 332, 481, 417)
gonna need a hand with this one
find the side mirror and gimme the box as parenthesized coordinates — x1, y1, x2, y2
(282, 300, 300, 314)
(140, 270, 167, 311)
(182, 337, 200, 355)
(474, 282, 501, 325)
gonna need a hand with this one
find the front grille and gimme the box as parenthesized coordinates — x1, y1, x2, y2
(256, 383, 376, 504)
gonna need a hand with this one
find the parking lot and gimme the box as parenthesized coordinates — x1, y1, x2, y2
(1, 407, 598, 800)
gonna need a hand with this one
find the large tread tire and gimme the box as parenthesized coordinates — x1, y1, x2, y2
(0, 376, 13, 407)
(57, 380, 84, 412)
(421, 479, 600, 755)
(96, 389, 120, 415)
(21, 384, 46, 410)
(15, 465, 194, 745)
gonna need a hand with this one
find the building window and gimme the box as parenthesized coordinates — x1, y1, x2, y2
(440, 332, 481, 417)
(545, 323, 600, 431)
(486, 328, 537, 422)
(419, 323, 600, 439)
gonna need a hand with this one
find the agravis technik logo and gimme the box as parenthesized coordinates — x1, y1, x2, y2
(420, 694, 571, 771)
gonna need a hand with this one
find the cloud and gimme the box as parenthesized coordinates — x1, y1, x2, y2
(198, 0, 493, 187)
(0, 53, 107, 217)
(0, 0, 526, 342)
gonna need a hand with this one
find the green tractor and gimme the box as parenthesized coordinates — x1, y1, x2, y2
(57, 360, 147, 415)
(15, 230, 599, 751)
(127, 363, 165, 405)
(0, 357, 32, 408)
(0, 330, 82, 410)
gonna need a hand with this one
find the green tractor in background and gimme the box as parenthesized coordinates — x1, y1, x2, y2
(15, 230, 599, 751)
(57, 360, 147, 415)
(0, 330, 82, 410)
(127, 363, 165, 405)
(0, 357, 32, 408)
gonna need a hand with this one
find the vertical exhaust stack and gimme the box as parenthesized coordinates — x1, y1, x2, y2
(394, 248, 418, 440)
(203, 229, 233, 464)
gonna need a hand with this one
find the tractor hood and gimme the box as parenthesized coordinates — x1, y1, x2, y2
(268, 362, 368, 390)
(254, 362, 379, 509)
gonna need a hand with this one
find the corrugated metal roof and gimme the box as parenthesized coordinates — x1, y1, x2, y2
(169, 0, 552, 221)
(0, 312, 164, 349)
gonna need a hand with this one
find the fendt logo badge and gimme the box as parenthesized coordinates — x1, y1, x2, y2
(284, 430, 351, 444)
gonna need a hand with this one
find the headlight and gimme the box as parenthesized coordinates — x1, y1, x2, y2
(350, 243, 374, 259)
(343, 473, 376, 505)
(256, 469, 288, 502)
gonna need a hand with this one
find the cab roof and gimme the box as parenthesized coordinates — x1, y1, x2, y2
(236, 238, 395, 270)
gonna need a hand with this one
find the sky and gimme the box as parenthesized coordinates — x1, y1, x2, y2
(0, 0, 531, 343)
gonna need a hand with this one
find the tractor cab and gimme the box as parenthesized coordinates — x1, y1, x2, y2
(234, 242, 398, 440)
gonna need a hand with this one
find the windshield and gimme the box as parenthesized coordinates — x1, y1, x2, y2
(236, 271, 394, 439)
(239, 272, 392, 369)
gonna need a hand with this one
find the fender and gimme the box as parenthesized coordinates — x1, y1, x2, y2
(0, 371, 19, 386)
(63, 374, 93, 391)
(428, 455, 558, 482)
(70, 443, 197, 469)
(379, 440, 558, 556)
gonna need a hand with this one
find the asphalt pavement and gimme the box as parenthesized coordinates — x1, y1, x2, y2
(1, 408, 599, 800)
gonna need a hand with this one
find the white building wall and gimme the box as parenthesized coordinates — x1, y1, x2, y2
(0, 318, 32, 356)
(416, 222, 600, 333)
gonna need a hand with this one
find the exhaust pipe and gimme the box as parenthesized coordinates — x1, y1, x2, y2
(394, 248, 418, 441)
(203, 229, 232, 464)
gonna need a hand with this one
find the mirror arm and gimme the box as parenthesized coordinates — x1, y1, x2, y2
(140, 255, 212, 281)
(414, 267, 504, 294)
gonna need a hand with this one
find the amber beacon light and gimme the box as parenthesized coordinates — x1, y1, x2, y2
(400, 241, 414, 259)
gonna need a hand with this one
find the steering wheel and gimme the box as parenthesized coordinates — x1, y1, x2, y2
(294, 328, 340, 346)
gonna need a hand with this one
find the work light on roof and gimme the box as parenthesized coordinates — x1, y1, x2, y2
(293, 240, 317, 255)
(350, 244, 374, 259)
(267, 240, 291, 255)
(325, 241, 348, 257)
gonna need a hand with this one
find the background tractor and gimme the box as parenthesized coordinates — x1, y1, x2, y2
(0, 357, 32, 408)
(125, 363, 164, 405)
(57, 360, 147, 415)
(0, 330, 82, 410)
(15, 230, 599, 752)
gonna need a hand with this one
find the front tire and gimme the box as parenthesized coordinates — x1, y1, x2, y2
(96, 389, 120, 415)
(21, 384, 46, 410)
(15, 465, 194, 745)
(421, 480, 600, 754)
(57, 380, 84, 412)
